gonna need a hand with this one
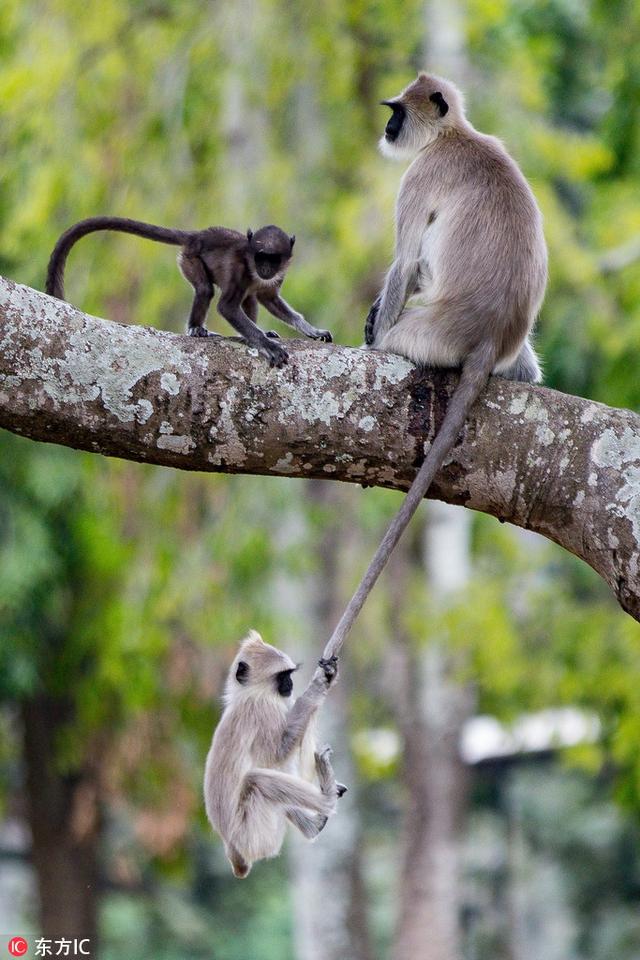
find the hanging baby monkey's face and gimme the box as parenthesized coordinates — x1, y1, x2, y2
(236, 659, 296, 697)
(275, 669, 295, 697)
(226, 630, 299, 703)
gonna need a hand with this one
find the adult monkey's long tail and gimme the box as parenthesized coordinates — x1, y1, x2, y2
(320, 340, 497, 662)
(46, 216, 193, 300)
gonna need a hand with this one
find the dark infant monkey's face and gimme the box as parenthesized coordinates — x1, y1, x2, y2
(254, 251, 287, 280)
(248, 225, 296, 282)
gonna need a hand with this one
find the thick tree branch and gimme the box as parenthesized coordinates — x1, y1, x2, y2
(1, 276, 639, 620)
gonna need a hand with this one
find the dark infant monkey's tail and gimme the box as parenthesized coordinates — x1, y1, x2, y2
(45, 216, 193, 300)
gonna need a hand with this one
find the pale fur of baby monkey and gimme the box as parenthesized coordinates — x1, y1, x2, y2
(204, 631, 346, 878)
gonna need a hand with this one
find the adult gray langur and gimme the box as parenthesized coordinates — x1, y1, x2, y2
(364, 72, 546, 383)
(321, 73, 547, 660)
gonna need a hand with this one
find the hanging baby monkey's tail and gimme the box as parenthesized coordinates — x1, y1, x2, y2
(45, 216, 193, 300)
(322, 340, 498, 661)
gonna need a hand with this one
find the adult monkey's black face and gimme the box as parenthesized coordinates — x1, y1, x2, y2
(381, 100, 406, 143)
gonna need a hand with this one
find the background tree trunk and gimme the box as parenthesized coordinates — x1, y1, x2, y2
(392, 505, 474, 960)
(288, 481, 373, 960)
(22, 695, 101, 941)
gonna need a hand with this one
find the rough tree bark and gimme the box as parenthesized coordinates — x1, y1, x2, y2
(0, 276, 639, 620)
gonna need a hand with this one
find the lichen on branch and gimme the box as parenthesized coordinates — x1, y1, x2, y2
(0, 275, 638, 620)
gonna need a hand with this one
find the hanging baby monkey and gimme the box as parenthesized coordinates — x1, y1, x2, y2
(204, 631, 346, 878)
(46, 217, 332, 367)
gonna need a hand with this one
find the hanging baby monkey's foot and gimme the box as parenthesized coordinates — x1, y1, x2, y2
(315, 744, 347, 802)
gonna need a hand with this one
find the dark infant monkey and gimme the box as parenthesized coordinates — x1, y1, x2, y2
(46, 217, 332, 367)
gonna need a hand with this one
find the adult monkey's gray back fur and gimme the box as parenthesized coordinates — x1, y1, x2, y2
(322, 73, 547, 659)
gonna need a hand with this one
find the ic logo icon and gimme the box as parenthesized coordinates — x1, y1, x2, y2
(8, 938, 28, 957)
